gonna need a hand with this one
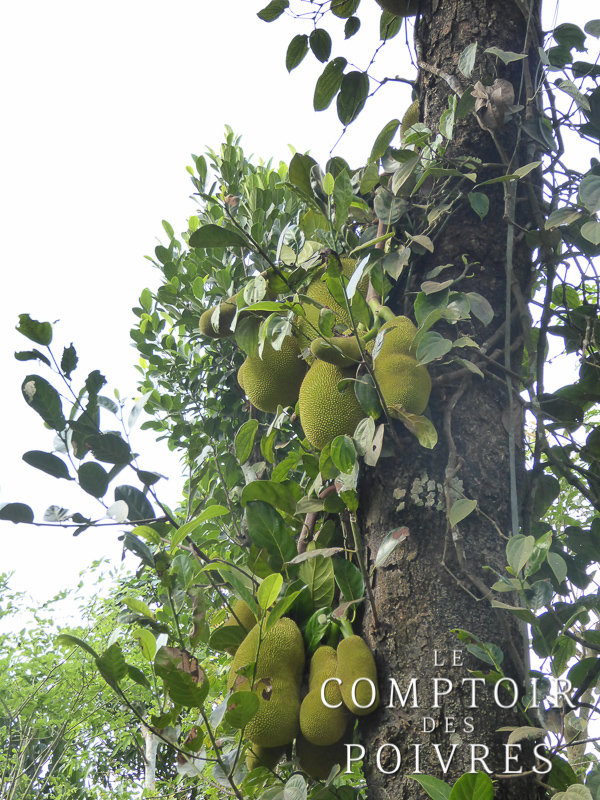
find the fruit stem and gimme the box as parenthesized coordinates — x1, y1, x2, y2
(348, 513, 380, 630)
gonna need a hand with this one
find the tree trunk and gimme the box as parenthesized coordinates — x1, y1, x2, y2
(359, 1, 543, 797)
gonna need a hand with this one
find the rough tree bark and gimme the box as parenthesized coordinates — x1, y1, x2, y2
(359, 1, 543, 798)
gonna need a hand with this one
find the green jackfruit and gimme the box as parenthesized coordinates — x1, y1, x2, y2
(298, 360, 366, 451)
(296, 723, 354, 781)
(375, 0, 418, 17)
(300, 646, 347, 747)
(228, 617, 305, 748)
(238, 335, 307, 413)
(222, 600, 257, 656)
(310, 335, 373, 368)
(373, 316, 431, 416)
(298, 258, 368, 347)
(336, 636, 379, 716)
(401, 99, 420, 142)
(199, 297, 238, 338)
(245, 744, 285, 772)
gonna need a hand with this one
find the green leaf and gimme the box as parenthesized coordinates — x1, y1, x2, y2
(333, 558, 364, 602)
(78, 461, 110, 498)
(286, 34, 308, 71)
(337, 71, 369, 125)
(123, 531, 154, 567)
(245, 501, 296, 571)
(394, 410, 438, 449)
(391, 153, 419, 194)
(309, 29, 331, 63)
(555, 79, 590, 111)
(84, 432, 132, 464)
(0, 502, 34, 524)
(114, 485, 155, 522)
(330, 435, 357, 474)
(257, 0, 289, 22)
(241, 481, 298, 517)
(96, 643, 128, 686)
(225, 690, 260, 728)
(132, 628, 157, 661)
(345, 16, 361, 38)
(235, 419, 259, 464)
(585, 20, 600, 38)
(16, 314, 53, 346)
(416, 332, 453, 364)
(581, 221, 600, 245)
(466, 292, 493, 325)
(330, 0, 359, 18)
(21, 375, 66, 431)
(14, 348, 51, 367)
(458, 42, 478, 78)
(161, 664, 209, 708)
(506, 534, 535, 575)
(22, 450, 72, 480)
(299, 554, 335, 608)
(449, 498, 477, 528)
(284, 774, 308, 800)
(210, 624, 247, 653)
(314, 57, 347, 111)
(60, 344, 78, 379)
(189, 224, 247, 249)
(468, 192, 489, 220)
(56, 633, 99, 658)
(289, 153, 319, 197)
(547, 552, 568, 584)
(409, 775, 451, 800)
(545, 207, 583, 228)
(257, 573, 283, 611)
(380, 11, 402, 40)
(448, 771, 494, 800)
(553, 22, 586, 51)
(579, 175, 600, 213)
(369, 119, 400, 163)
(484, 47, 527, 64)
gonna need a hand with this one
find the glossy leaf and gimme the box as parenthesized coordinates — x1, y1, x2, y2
(189, 224, 247, 249)
(21, 375, 66, 431)
(225, 690, 260, 728)
(114, 485, 155, 522)
(235, 419, 259, 464)
(337, 71, 369, 125)
(299, 553, 335, 609)
(286, 34, 308, 71)
(333, 558, 364, 602)
(245, 501, 296, 571)
(22, 450, 72, 480)
(309, 29, 331, 63)
(314, 58, 347, 111)
(16, 314, 53, 346)
(449, 498, 477, 528)
(330, 435, 357, 474)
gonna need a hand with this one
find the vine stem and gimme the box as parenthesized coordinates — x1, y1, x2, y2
(348, 512, 379, 630)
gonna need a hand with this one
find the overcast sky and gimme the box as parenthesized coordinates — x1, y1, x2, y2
(0, 0, 595, 615)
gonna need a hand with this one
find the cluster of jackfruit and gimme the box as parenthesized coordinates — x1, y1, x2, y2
(296, 637, 379, 779)
(228, 616, 305, 749)
(222, 607, 379, 782)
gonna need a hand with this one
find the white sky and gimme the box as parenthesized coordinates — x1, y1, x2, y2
(0, 0, 596, 615)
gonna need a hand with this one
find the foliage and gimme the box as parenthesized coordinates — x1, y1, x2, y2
(5, 2, 600, 799)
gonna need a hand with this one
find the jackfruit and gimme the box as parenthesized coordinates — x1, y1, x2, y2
(222, 600, 257, 656)
(401, 99, 420, 142)
(300, 646, 348, 746)
(373, 316, 431, 415)
(298, 258, 368, 347)
(238, 335, 307, 413)
(199, 297, 238, 338)
(298, 360, 366, 451)
(336, 636, 379, 716)
(245, 744, 285, 772)
(296, 723, 354, 780)
(375, 0, 418, 17)
(227, 617, 305, 748)
(310, 335, 373, 368)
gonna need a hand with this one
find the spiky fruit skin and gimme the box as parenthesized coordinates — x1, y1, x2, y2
(336, 636, 380, 716)
(300, 646, 348, 747)
(372, 316, 431, 415)
(375, 0, 418, 17)
(376, 316, 418, 357)
(401, 99, 420, 142)
(298, 259, 368, 348)
(239, 335, 307, 413)
(245, 744, 285, 772)
(310, 335, 373, 367)
(222, 600, 257, 656)
(298, 360, 366, 451)
(228, 618, 305, 748)
(296, 725, 353, 780)
(199, 298, 237, 338)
